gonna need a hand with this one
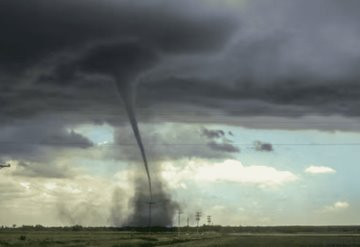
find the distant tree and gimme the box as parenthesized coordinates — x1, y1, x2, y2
(35, 224, 45, 230)
(71, 225, 83, 231)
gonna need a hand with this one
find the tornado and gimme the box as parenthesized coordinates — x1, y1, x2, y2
(117, 82, 152, 200)
(77, 41, 158, 216)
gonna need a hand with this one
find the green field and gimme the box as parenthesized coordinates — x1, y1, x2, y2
(1, 231, 360, 247)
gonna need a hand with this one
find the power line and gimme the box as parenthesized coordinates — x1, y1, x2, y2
(5, 111, 360, 121)
(0, 142, 360, 146)
(3, 107, 360, 119)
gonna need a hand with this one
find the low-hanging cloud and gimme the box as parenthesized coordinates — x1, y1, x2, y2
(207, 141, 240, 153)
(201, 127, 239, 153)
(0, 118, 94, 163)
(202, 128, 225, 139)
(254, 141, 273, 152)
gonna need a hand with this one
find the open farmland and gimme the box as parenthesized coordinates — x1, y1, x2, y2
(1, 230, 360, 247)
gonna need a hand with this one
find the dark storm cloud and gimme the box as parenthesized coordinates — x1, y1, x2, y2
(38, 130, 93, 149)
(1, 0, 360, 135)
(0, 0, 237, 131)
(0, 119, 93, 161)
(133, 0, 360, 123)
(0, 0, 235, 72)
(207, 141, 240, 153)
(202, 128, 225, 139)
(200, 128, 239, 153)
(254, 141, 273, 152)
(139, 75, 360, 118)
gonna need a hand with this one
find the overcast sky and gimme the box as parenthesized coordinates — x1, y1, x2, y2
(1, 0, 360, 226)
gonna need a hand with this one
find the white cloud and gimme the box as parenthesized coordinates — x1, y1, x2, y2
(161, 159, 298, 188)
(305, 166, 336, 174)
(334, 201, 350, 209)
(323, 201, 350, 212)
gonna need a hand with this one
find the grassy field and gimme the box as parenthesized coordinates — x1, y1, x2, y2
(1, 231, 360, 247)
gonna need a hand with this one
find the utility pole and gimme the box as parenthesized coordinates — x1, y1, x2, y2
(195, 211, 201, 234)
(187, 216, 189, 228)
(207, 216, 212, 226)
(146, 201, 156, 233)
(177, 210, 183, 237)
